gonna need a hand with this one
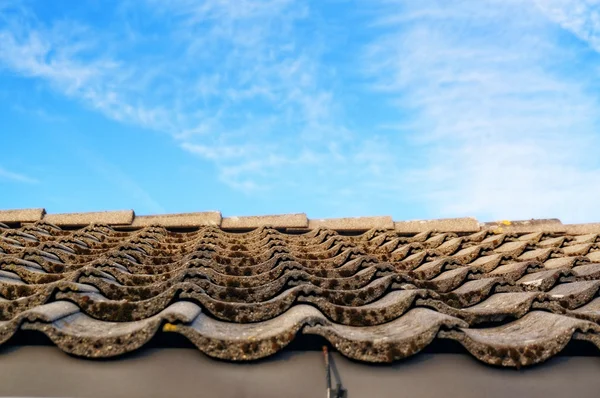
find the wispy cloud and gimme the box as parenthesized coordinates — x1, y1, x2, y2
(362, 0, 600, 223)
(0, 166, 38, 184)
(0, 0, 351, 192)
(534, 0, 600, 51)
(0, 3, 175, 133)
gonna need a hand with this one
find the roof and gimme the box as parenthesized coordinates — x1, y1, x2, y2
(1, 208, 600, 368)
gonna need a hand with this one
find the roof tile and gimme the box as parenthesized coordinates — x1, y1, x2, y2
(308, 216, 394, 231)
(220, 213, 308, 229)
(0, 208, 45, 223)
(563, 223, 600, 235)
(43, 210, 134, 226)
(394, 217, 480, 233)
(131, 212, 222, 228)
(483, 219, 566, 234)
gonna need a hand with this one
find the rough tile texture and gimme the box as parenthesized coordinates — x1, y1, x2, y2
(2, 211, 600, 367)
(43, 211, 134, 226)
(482, 219, 566, 234)
(221, 214, 308, 229)
(394, 218, 480, 233)
(0, 208, 45, 223)
(131, 212, 222, 228)
(308, 216, 394, 231)
(563, 223, 600, 235)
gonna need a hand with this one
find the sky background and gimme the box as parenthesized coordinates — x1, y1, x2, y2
(1, 0, 600, 223)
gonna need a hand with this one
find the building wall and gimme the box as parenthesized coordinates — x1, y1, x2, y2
(0, 346, 599, 398)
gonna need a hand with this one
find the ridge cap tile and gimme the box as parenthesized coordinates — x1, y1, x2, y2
(0, 208, 45, 223)
(43, 210, 134, 226)
(221, 213, 308, 229)
(482, 218, 565, 234)
(308, 216, 394, 231)
(563, 223, 600, 235)
(394, 217, 480, 233)
(131, 211, 222, 227)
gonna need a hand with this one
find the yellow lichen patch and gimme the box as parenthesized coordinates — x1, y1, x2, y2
(501, 220, 512, 226)
(163, 323, 178, 332)
(492, 228, 503, 234)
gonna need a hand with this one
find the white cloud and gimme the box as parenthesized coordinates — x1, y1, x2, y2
(363, 0, 600, 223)
(534, 0, 600, 51)
(0, 166, 38, 184)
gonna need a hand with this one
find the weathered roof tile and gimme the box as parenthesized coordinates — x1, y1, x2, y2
(43, 210, 134, 226)
(482, 219, 566, 234)
(0, 208, 45, 223)
(394, 217, 480, 233)
(131, 212, 222, 228)
(563, 223, 600, 235)
(308, 216, 394, 231)
(221, 213, 308, 229)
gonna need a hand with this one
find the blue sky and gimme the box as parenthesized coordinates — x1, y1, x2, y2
(1, 0, 600, 223)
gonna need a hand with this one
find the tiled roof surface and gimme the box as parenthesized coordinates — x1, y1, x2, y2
(2, 209, 600, 367)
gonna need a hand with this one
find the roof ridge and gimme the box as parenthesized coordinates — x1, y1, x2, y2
(1, 208, 599, 234)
